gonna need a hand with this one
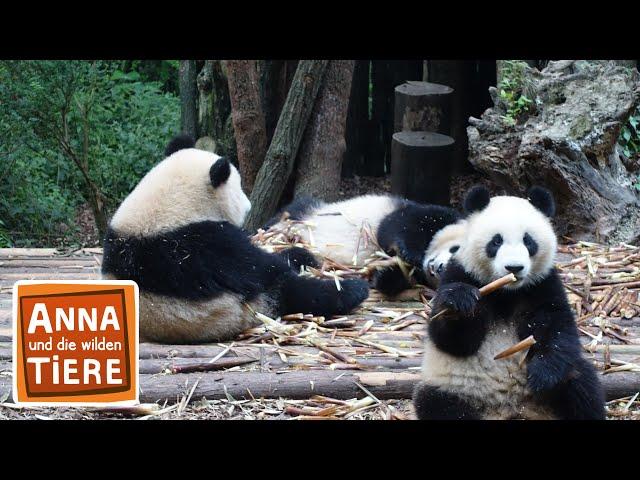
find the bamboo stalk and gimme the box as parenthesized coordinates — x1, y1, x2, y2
(494, 335, 537, 360)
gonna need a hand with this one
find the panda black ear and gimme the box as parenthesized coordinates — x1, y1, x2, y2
(527, 186, 555, 217)
(210, 157, 231, 188)
(464, 185, 491, 214)
(164, 134, 195, 156)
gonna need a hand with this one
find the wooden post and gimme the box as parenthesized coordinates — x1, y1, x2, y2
(393, 81, 453, 135)
(391, 131, 454, 206)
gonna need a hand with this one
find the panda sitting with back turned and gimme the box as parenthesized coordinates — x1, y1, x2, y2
(413, 185, 605, 420)
(101, 135, 369, 344)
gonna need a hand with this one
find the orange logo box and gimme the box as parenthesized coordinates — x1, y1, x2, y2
(13, 281, 138, 406)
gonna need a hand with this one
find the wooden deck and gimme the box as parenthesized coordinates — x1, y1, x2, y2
(1, 246, 639, 419)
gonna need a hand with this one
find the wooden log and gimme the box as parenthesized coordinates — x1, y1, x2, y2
(138, 370, 420, 403)
(137, 355, 422, 374)
(393, 81, 453, 135)
(391, 131, 454, 205)
(0, 365, 636, 404)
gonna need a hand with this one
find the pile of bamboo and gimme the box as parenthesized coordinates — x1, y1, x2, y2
(252, 215, 414, 282)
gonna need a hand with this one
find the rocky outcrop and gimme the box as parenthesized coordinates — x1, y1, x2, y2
(467, 60, 640, 243)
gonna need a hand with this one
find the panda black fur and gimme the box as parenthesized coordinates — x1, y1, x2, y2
(266, 195, 464, 295)
(101, 136, 369, 343)
(413, 185, 605, 420)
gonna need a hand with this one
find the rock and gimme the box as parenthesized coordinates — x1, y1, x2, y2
(467, 61, 640, 244)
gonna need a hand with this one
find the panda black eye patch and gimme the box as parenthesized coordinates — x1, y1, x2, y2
(523, 232, 538, 256)
(449, 245, 459, 253)
(485, 234, 503, 258)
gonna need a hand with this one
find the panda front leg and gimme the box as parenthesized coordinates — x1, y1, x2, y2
(520, 311, 606, 419)
(413, 382, 483, 420)
(429, 281, 487, 357)
(371, 265, 413, 297)
(277, 247, 321, 272)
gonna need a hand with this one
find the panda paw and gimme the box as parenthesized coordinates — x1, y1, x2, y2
(337, 278, 370, 313)
(526, 352, 566, 392)
(433, 282, 480, 318)
(372, 266, 411, 297)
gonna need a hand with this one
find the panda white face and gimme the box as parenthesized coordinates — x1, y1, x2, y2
(110, 148, 251, 236)
(423, 221, 467, 285)
(456, 190, 557, 289)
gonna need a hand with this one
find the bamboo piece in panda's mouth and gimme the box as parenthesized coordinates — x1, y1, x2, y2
(494, 335, 537, 360)
(429, 273, 517, 321)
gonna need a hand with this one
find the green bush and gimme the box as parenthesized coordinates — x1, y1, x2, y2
(0, 61, 180, 247)
(618, 105, 640, 192)
(498, 60, 535, 126)
(619, 106, 639, 159)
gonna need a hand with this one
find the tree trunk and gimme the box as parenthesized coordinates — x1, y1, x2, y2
(197, 61, 215, 140)
(179, 60, 198, 139)
(225, 60, 268, 193)
(293, 60, 355, 201)
(195, 61, 235, 159)
(243, 60, 329, 232)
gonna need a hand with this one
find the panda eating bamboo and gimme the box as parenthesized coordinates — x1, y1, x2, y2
(413, 185, 605, 420)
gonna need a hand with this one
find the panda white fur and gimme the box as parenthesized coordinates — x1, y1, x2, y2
(413, 185, 605, 420)
(101, 135, 370, 343)
(266, 195, 464, 295)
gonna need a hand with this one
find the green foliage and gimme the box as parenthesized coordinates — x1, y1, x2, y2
(498, 60, 535, 126)
(617, 105, 640, 192)
(619, 106, 640, 159)
(0, 220, 12, 247)
(119, 60, 180, 94)
(0, 60, 180, 247)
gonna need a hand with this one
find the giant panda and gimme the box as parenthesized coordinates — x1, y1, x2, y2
(265, 195, 464, 295)
(413, 185, 605, 420)
(101, 135, 370, 343)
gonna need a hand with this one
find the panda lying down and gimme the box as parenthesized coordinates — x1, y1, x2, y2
(101, 136, 369, 343)
(266, 194, 466, 295)
(414, 186, 605, 420)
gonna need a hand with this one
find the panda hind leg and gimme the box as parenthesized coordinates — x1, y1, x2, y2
(413, 382, 482, 420)
(278, 272, 369, 318)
